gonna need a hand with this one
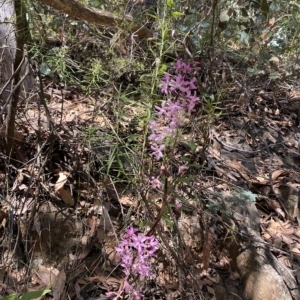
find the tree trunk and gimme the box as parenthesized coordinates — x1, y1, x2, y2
(5, 0, 29, 158)
(0, 0, 32, 158)
(0, 0, 15, 106)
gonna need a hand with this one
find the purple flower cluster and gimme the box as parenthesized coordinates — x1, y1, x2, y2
(107, 227, 159, 300)
(149, 60, 201, 161)
(116, 227, 158, 276)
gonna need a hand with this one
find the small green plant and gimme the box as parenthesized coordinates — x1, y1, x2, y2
(82, 58, 109, 94)
(37, 46, 80, 84)
(0, 289, 51, 300)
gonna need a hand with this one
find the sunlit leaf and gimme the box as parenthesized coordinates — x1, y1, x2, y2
(269, 56, 280, 63)
(166, 0, 174, 8)
(220, 10, 230, 22)
(171, 11, 184, 18)
(160, 64, 168, 72)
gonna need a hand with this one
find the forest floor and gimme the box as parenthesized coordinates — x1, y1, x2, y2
(1, 55, 300, 300)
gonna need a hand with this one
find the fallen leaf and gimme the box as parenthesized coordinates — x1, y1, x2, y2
(52, 269, 66, 300)
(36, 265, 59, 287)
(119, 195, 133, 206)
(74, 281, 84, 300)
(272, 169, 286, 180)
(291, 248, 300, 254)
(269, 17, 276, 27)
(269, 56, 279, 63)
(54, 173, 68, 192)
(58, 187, 74, 206)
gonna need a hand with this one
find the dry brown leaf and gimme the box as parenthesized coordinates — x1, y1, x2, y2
(236, 93, 248, 106)
(267, 219, 281, 230)
(291, 248, 300, 254)
(76, 279, 87, 285)
(36, 265, 59, 287)
(33, 214, 41, 236)
(275, 207, 285, 218)
(279, 233, 294, 245)
(278, 256, 291, 268)
(262, 231, 272, 241)
(86, 215, 99, 229)
(96, 228, 106, 242)
(261, 32, 269, 44)
(12, 171, 24, 191)
(230, 160, 250, 180)
(18, 184, 28, 190)
(0, 208, 8, 228)
(203, 227, 214, 271)
(119, 195, 133, 206)
(295, 228, 300, 238)
(75, 281, 84, 300)
(100, 206, 113, 233)
(0, 266, 5, 284)
(293, 242, 300, 250)
(269, 56, 279, 63)
(58, 187, 74, 206)
(0, 130, 24, 141)
(52, 268, 66, 300)
(247, 112, 257, 119)
(256, 177, 268, 183)
(54, 172, 68, 192)
(272, 169, 286, 180)
(269, 17, 276, 27)
(280, 221, 295, 234)
(35, 265, 66, 300)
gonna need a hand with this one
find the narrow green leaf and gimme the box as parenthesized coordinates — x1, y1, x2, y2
(18, 289, 51, 300)
(163, 214, 173, 229)
(0, 294, 18, 300)
(138, 220, 151, 227)
(147, 14, 157, 19)
(171, 12, 184, 18)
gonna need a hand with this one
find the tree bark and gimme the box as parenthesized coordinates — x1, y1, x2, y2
(0, 0, 15, 106)
(5, 0, 29, 158)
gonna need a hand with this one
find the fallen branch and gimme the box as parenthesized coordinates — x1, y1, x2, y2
(37, 0, 152, 38)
